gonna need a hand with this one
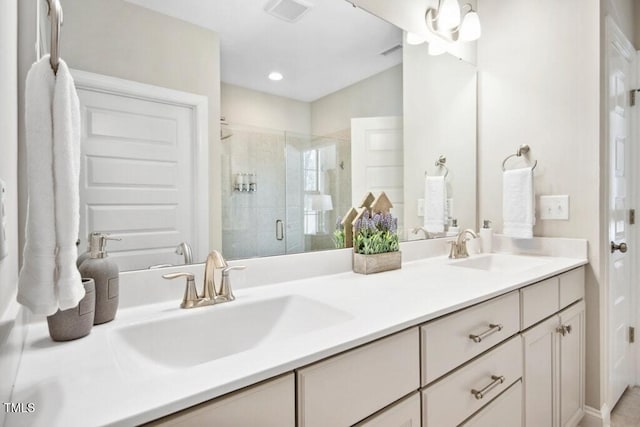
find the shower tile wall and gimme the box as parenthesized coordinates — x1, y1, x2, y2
(221, 128, 288, 259)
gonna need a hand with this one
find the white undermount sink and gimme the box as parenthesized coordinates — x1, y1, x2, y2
(112, 295, 352, 369)
(449, 253, 550, 273)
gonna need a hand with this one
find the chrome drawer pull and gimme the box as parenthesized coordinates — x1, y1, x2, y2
(469, 323, 503, 343)
(471, 375, 505, 400)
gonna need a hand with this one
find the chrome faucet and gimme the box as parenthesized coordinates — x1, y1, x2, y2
(163, 250, 245, 309)
(175, 242, 193, 265)
(449, 229, 479, 259)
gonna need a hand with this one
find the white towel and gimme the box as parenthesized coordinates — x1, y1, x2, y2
(53, 59, 83, 310)
(503, 167, 535, 239)
(17, 56, 84, 315)
(424, 175, 447, 233)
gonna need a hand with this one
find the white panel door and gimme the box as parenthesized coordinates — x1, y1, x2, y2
(351, 116, 404, 235)
(606, 17, 635, 408)
(77, 85, 198, 271)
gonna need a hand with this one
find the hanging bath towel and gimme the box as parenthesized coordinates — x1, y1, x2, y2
(503, 166, 535, 239)
(18, 56, 84, 315)
(424, 175, 447, 233)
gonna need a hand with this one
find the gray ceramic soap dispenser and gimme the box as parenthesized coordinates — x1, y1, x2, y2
(79, 232, 121, 324)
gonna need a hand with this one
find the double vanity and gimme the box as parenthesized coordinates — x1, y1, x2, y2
(8, 238, 587, 427)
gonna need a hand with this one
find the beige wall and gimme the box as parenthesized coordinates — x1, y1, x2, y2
(27, 0, 223, 250)
(0, 0, 20, 423)
(310, 64, 403, 137)
(477, 0, 601, 407)
(221, 83, 311, 135)
(0, 0, 18, 319)
(403, 43, 477, 233)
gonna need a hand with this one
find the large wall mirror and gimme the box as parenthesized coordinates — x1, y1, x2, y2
(35, 0, 476, 271)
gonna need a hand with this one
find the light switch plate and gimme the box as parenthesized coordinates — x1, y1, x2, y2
(539, 195, 569, 220)
(0, 179, 7, 260)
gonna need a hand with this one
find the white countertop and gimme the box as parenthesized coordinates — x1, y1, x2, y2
(8, 251, 587, 427)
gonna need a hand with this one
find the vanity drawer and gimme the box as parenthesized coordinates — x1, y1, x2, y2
(146, 373, 294, 426)
(559, 267, 585, 309)
(422, 336, 523, 427)
(460, 380, 523, 427)
(297, 328, 420, 427)
(421, 291, 520, 385)
(520, 277, 559, 329)
(355, 392, 421, 427)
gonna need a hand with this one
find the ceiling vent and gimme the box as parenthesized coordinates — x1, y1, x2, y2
(265, 0, 313, 23)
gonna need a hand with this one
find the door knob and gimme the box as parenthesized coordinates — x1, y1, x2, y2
(611, 241, 628, 253)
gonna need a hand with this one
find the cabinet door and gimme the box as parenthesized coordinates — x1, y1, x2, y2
(522, 316, 558, 427)
(559, 301, 585, 427)
(146, 374, 294, 427)
(461, 380, 523, 427)
(356, 393, 421, 427)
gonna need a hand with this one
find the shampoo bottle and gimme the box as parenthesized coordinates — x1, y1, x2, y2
(79, 233, 121, 324)
(480, 220, 493, 253)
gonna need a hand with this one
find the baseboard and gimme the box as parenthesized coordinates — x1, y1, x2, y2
(581, 404, 611, 427)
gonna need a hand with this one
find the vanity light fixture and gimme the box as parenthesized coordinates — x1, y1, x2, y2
(425, 0, 481, 46)
(268, 71, 284, 81)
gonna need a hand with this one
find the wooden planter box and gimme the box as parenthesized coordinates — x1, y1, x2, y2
(352, 251, 402, 275)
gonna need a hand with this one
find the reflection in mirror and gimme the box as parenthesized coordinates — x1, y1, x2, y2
(33, 0, 476, 271)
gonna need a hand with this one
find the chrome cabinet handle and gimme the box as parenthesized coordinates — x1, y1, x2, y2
(469, 323, 503, 343)
(611, 241, 628, 253)
(276, 220, 284, 241)
(471, 375, 505, 400)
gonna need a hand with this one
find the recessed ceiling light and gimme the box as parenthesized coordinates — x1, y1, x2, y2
(268, 71, 284, 81)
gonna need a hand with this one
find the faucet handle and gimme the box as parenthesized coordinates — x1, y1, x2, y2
(162, 272, 199, 309)
(218, 265, 246, 302)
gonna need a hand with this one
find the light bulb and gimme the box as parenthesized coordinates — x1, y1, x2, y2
(438, 0, 461, 31)
(406, 32, 426, 45)
(459, 10, 481, 41)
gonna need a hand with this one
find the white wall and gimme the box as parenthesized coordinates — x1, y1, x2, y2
(403, 43, 476, 233)
(0, 1, 24, 424)
(221, 83, 311, 135)
(310, 64, 403, 137)
(21, 0, 222, 252)
(477, 0, 602, 408)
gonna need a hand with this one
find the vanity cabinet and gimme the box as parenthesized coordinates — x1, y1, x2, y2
(354, 392, 421, 427)
(146, 265, 585, 427)
(296, 328, 420, 427)
(521, 268, 585, 427)
(461, 380, 523, 427)
(422, 336, 523, 427)
(145, 374, 294, 427)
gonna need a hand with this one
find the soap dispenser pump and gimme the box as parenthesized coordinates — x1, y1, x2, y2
(480, 220, 493, 253)
(78, 232, 121, 324)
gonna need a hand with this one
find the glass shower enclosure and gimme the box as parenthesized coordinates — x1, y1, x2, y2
(220, 124, 351, 260)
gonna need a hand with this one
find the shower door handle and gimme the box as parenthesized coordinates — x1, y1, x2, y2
(276, 220, 284, 241)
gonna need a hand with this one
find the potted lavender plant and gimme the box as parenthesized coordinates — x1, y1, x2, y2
(352, 209, 401, 274)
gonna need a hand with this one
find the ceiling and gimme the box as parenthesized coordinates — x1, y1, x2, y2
(124, 0, 402, 102)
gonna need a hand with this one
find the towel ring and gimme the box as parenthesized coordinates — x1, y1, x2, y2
(45, 0, 63, 75)
(425, 155, 449, 179)
(502, 144, 537, 171)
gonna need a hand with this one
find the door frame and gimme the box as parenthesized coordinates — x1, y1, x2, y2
(602, 15, 637, 411)
(71, 69, 210, 264)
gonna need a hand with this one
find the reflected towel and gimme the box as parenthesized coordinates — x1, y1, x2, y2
(424, 175, 446, 233)
(503, 167, 535, 239)
(17, 56, 84, 315)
